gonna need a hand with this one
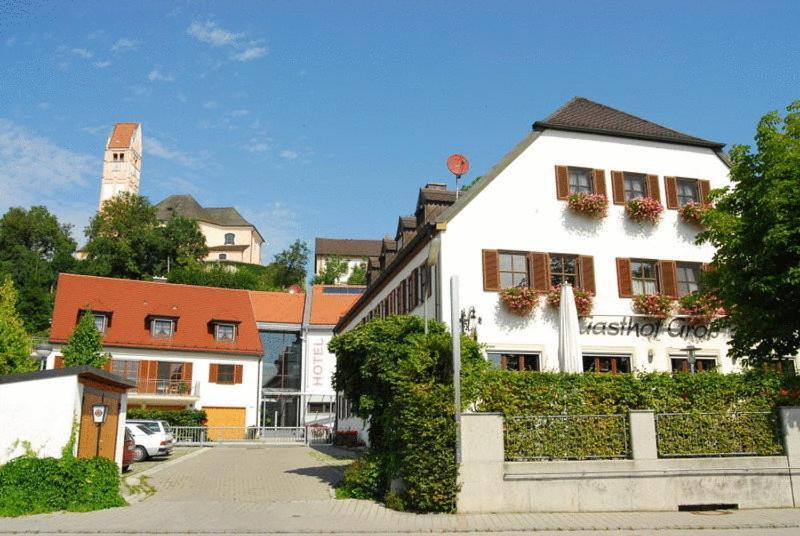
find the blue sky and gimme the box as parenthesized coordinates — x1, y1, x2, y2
(1, 1, 798, 262)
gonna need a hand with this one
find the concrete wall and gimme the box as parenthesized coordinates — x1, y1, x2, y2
(0, 375, 81, 463)
(438, 129, 735, 372)
(458, 409, 800, 513)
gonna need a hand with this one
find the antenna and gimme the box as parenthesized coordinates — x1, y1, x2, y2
(446, 154, 470, 199)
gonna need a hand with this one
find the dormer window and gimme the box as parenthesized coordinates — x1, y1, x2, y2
(215, 323, 236, 341)
(151, 318, 175, 339)
(224, 233, 235, 245)
(93, 313, 108, 333)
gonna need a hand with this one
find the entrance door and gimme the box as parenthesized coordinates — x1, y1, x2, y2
(77, 388, 121, 460)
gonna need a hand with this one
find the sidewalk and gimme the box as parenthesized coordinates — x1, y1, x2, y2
(2, 446, 798, 534)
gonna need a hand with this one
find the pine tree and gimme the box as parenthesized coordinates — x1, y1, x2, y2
(62, 310, 111, 368)
(0, 277, 36, 375)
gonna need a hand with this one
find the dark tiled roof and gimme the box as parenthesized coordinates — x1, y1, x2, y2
(381, 237, 397, 252)
(368, 257, 380, 269)
(155, 195, 254, 227)
(418, 188, 458, 205)
(315, 238, 383, 257)
(398, 215, 417, 230)
(533, 97, 725, 149)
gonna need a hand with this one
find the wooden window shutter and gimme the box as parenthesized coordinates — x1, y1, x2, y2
(555, 165, 570, 200)
(233, 364, 243, 384)
(209, 363, 218, 383)
(54, 355, 64, 369)
(182, 362, 193, 383)
(592, 169, 607, 197)
(611, 171, 625, 205)
(528, 252, 550, 291)
(646, 174, 660, 202)
(658, 260, 678, 297)
(500, 354, 508, 370)
(482, 250, 500, 291)
(699, 180, 711, 203)
(616, 258, 633, 298)
(664, 176, 679, 209)
(578, 256, 596, 294)
(102, 360, 113, 372)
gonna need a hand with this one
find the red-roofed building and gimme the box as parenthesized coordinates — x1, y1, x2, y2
(48, 275, 364, 433)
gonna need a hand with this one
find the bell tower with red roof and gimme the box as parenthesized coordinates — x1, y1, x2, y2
(99, 122, 142, 208)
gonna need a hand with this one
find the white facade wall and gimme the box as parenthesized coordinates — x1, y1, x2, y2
(47, 348, 261, 426)
(303, 330, 337, 397)
(439, 130, 732, 371)
(316, 256, 368, 284)
(0, 376, 81, 463)
(200, 221, 262, 264)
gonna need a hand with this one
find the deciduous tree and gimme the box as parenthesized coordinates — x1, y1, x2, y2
(0, 278, 36, 375)
(699, 101, 800, 362)
(312, 255, 348, 284)
(61, 310, 111, 368)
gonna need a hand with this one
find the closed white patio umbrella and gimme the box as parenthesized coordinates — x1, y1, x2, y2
(558, 283, 582, 373)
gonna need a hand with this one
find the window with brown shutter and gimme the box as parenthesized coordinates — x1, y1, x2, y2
(593, 169, 607, 197)
(616, 258, 633, 297)
(611, 171, 625, 204)
(234, 364, 243, 384)
(658, 260, 678, 297)
(482, 250, 499, 291)
(664, 176, 679, 209)
(54, 355, 64, 369)
(646, 175, 660, 202)
(699, 180, 711, 203)
(555, 165, 570, 200)
(579, 256, 596, 293)
(528, 252, 550, 291)
(182, 362, 193, 383)
(209, 363, 218, 383)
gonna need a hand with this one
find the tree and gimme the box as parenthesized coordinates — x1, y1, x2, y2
(0, 206, 77, 333)
(347, 262, 367, 286)
(0, 278, 37, 375)
(81, 193, 207, 279)
(698, 100, 800, 362)
(61, 310, 111, 368)
(312, 255, 348, 284)
(270, 239, 309, 288)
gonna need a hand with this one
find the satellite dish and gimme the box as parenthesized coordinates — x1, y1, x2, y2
(447, 154, 469, 177)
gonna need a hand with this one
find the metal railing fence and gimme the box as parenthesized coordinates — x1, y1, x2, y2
(131, 379, 195, 396)
(504, 414, 630, 461)
(171, 425, 332, 446)
(655, 411, 784, 457)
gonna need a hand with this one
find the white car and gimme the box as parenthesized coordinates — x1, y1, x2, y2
(125, 422, 173, 462)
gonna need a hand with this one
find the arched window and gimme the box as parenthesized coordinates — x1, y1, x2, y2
(224, 233, 235, 245)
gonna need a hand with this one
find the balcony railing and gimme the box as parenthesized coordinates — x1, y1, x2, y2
(131, 379, 196, 396)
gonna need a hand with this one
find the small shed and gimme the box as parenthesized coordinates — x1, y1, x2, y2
(0, 366, 134, 469)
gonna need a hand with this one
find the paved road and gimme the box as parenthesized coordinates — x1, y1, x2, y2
(3, 446, 800, 535)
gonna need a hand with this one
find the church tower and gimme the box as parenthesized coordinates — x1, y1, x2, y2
(99, 122, 142, 208)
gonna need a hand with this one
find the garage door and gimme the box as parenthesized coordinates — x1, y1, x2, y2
(204, 407, 246, 441)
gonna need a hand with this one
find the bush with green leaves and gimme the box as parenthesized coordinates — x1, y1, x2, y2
(0, 455, 125, 517)
(126, 408, 207, 426)
(330, 315, 488, 512)
(62, 310, 111, 368)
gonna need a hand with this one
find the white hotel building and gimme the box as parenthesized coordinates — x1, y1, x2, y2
(335, 97, 772, 376)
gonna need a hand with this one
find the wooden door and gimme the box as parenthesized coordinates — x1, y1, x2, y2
(204, 406, 246, 440)
(76, 387, 121, 461)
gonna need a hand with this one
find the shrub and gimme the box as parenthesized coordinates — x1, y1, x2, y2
(499, 287, 540, 316)
(546, 285, 594, 316)
(625, 197, 664, 224)
(677, 292, 726, 326)
(678, 202, 710, 227)
(0, 455, 125, 517)
(632, 293, 673, 318)
(567, 193, 608, 219)
(333, 429, 362, 448)
(126, 408, 207, 426)
(336, 452, 387, 500)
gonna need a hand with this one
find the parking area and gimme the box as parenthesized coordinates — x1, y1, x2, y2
(125, 446, 200, 476)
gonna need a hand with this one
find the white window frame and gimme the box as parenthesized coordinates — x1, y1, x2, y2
(92, 313, 108, 333)
(151, 318, 175, 339)
(215, 323, 236, 342)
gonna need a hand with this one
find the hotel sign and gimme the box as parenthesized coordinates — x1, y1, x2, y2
(580, 317, 726, 340)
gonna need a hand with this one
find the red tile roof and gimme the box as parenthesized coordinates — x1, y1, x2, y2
(248, 290, 305, 324)
(107, 122, 138, 149)
(309, 286, 361, 325)
(50, 274, 262, 355)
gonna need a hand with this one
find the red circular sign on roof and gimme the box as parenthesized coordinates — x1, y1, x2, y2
(446, 154, 469, 176)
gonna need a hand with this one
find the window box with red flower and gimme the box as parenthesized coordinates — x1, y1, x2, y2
(625, 197, 664, 224)
(677, 292, 726, 326)
(499, 287, 540, 316)
(678, 202, 710, 227)
(631, 293, 673, 318)
(567, 193, 609, 219)
(546, 285, 594, 316)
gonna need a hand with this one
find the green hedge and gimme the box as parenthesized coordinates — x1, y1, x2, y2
(127, 408, 207, 426)
(478, 369, 796, 459)
(505, 414, 629, 461)
(0, 456, 125, 517)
